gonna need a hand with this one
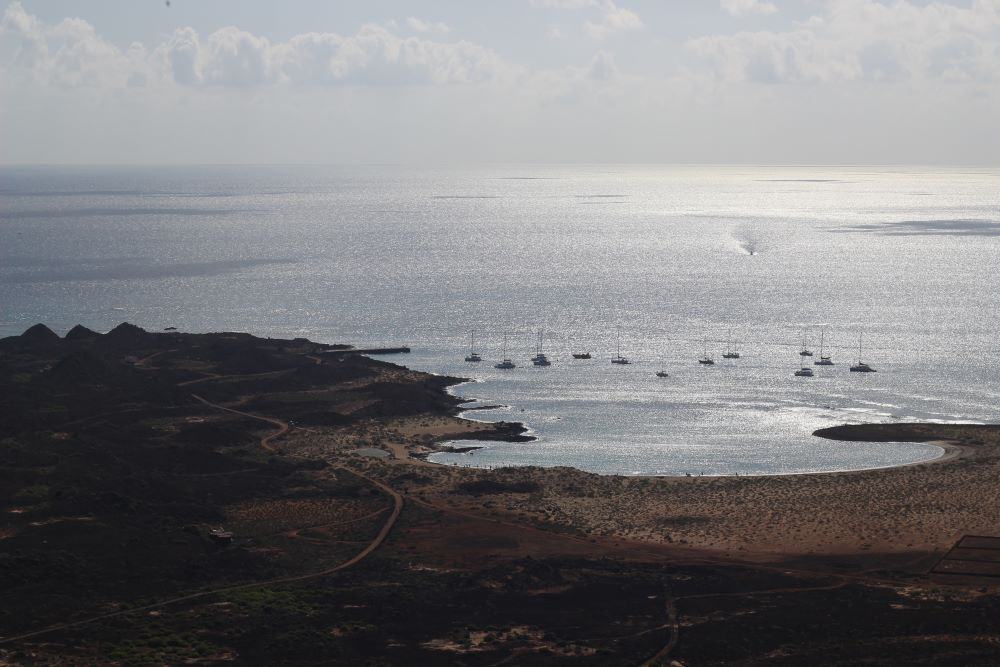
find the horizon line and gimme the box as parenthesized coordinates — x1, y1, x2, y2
(2, 161, 999, 169)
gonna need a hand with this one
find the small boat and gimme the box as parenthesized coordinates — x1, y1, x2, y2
(531, 330, 551, 365)
(794, 366, 814, 377)
(530, 330, 545, 363)
(495, 333, 516, 369)
(611, 327, 630, 364)
(533, 331, 551, 366)
(722, 329, 740, 359)
(698, 338, 715, 365)
(814, 329, 833, 366)
(572, 352, 592, 359)
(656, 370, 669, 378)
(799, 329, 813, 357)
(850, 333, 877, 373)
(464, 330, 482, 363)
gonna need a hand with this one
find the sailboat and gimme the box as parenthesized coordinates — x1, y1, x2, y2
(464, 330, 482, 363)
(530, 330, 545, 362)
(794, 364, 814, 377)
(494, 333, 516, 369)
(799, 329, 814, 357)
(698, 338, 715, 365)
(572, 351, 592, 359)
(722, 329, 740, 359)
(532, 330, 551, 366)
(850, 333, 876, 373)
(814, 329, 834, 366)
(611, 327, 630, 364)
(656, 370, 669, 378)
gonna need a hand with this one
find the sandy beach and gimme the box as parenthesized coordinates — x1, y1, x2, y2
(286, 410, 1000, 561)
(5, 325, 999, 664)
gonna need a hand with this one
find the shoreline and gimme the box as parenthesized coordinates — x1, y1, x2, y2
(6, 323, 1000, 662)
(429, 366, 984, 480)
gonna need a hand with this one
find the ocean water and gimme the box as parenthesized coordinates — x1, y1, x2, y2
(2, 164, 998, 475)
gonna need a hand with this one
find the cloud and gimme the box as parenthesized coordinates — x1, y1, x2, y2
(2, 2, 515, 88)
(405, 17, 450, 34)
(1, 1, 148, 87)
(585, 49, 619, 81)
(584, 1, 643, 40)
(528, 0, 642, 40)
(721, 0, 777, 17)
(529, 0, 597, 7)
(688, 0, 1000, 84)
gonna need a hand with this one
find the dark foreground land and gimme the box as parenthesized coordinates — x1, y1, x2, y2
(1, 324, 999, 665)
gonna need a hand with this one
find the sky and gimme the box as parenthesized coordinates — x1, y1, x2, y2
(1, 0, 998, 165)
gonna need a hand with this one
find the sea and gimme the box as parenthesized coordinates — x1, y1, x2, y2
(2, 164, 998, 476)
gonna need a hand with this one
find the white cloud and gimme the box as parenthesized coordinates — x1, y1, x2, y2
(585, 49, 619, 81)
(688, 0, 1000, 84)
(528, 0, 642, 40)
(721, 0, 777, 17)
(1, 1, 148, 87)
(199, 27, 271, 86)
(584, 1, 643, 40)
(405, 17, 450, 34)
(529, 0, 597, 8)
(2, 3, 514, 88)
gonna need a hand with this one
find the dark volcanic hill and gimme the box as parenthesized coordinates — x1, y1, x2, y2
(100, 321, 152, 350)
(64, 324, 100, 341)
(19, 323, 60, 344)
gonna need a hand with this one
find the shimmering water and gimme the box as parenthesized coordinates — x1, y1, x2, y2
(2, 164, 998, 475)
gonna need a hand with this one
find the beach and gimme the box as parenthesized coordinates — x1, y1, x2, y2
(3, 324, 999, 664)
(289, 400, 1000, 561)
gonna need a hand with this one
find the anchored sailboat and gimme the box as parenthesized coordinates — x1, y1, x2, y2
(698, 338, 715, 365)
(464, 330, 482, 363)
(799, 329, 814, 357)
(495, 333, 516, 369)
(850, 333, 877, 373)
(532, 330, 551, 366)
(814, 329, 834, 366)
(722, 329, 740, 359)
(611, 327, 630, 364)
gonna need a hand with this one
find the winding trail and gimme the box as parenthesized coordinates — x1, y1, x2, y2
(0, 466, 403, 647)
(640, 594, 678, 667)
(190, 394, 288, 452)
(1, 390, 405, 648)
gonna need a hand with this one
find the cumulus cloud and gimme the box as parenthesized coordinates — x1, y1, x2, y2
(1, 1, 148, 87)
(529, 0, 597, 7)
(688, 0, 1000, 84)
(528, 0, 642, 40)
(721, 0, 777, 17)
(405, 17, 450, 34)
(584, 1, 644, 40)
(1, 2, 514, 88)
